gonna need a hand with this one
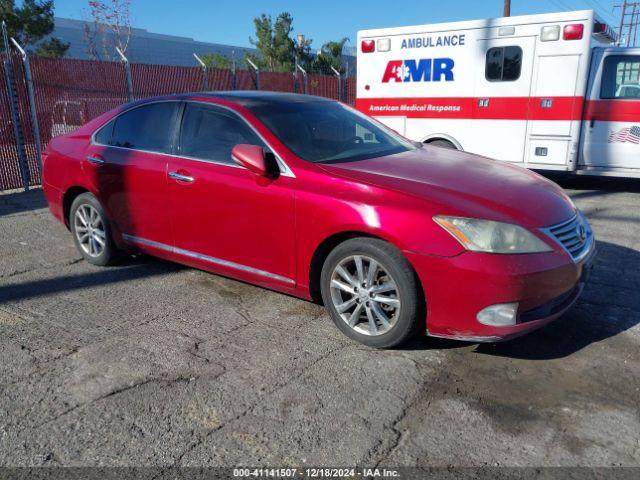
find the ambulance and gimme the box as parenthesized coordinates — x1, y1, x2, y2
(356, 10, 640, 177)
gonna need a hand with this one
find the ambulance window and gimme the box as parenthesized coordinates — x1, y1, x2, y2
(485, 46, 523, 81)
(600, 55, 640, 99)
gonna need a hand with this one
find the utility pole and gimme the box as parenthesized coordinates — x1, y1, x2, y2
(616, 1, 640, 46)
(503, 0, 511, 17)
(617, 1, 628, 44)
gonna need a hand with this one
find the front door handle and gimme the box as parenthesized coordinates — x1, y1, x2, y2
(86, 155, 105, 165)
(589, 118, 596, 128)
(168, 171, 194, 183)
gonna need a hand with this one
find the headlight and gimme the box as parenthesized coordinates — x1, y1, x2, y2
(434, 216, 553, 254)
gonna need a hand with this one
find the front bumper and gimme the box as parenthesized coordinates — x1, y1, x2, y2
(405, 239, 595, 342)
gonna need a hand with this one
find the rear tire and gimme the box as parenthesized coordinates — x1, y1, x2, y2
(427, 139, 456, 149)
(320, 238, 423, 348)
(70, 193, 120, 266)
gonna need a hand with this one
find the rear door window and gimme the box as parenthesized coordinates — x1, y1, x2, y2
(178, 103, 265, 165)
(109, 102, 178, 153)
(600, 55, 640, 99)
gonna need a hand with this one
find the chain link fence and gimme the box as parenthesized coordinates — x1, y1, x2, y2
(0, 51, 356, 192)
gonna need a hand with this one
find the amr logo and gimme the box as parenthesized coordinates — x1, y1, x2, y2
(382, 58, 455, 83)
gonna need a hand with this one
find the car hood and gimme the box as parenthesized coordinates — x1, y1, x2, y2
(318, 146, 575, 228)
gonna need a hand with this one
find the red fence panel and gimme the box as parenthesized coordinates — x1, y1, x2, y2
(345, 77, 356, 105)
(262, 71, 295, 92)
(308, 74, 340, 100)
(131, 63, 203, 97)
(11, 54, 40, 185)
(235, 69, 257, 90)
(0, 54, 23, 191)
(0, 54, 358, 191)
(29, 57, 129, 146)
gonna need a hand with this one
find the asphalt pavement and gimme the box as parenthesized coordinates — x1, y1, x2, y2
(0, 175, 639, 472)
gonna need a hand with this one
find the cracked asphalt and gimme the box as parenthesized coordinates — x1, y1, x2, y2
(0, 175, 639, 469)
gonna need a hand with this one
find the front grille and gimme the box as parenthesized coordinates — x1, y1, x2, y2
(543, 214, 593, 262)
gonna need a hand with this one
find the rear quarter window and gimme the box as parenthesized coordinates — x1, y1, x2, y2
(93, 121, 113, 145)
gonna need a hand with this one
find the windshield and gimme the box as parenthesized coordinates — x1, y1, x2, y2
(245, 100, 416, 164)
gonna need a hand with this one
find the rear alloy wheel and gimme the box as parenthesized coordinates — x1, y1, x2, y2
(74, 204, 106, 258)
(70, 193, 119, 266)
(321, 238, 423, 348)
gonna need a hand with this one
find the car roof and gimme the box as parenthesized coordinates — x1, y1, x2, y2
(163, 90, 335, 108)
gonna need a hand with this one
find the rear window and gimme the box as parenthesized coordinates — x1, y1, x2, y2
(485, 46, 523, 82)
(107, 102, 177, 153)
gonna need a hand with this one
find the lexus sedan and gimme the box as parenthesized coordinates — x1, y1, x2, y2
(42, 92, 595, 348)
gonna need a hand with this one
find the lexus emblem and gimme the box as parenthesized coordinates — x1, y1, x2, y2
(577, 224, 587, 242)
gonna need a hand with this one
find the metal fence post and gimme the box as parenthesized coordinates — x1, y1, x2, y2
(2, 21, 30, 191)
(231, 51, 237, 90)
(116, 47, 133, 101)
(11, 38, 42, 175)
(193, 53, 208, 90)
(330, 66, 342, 101)
(246, 57, 259, 90)
(296, 64, 308, 94)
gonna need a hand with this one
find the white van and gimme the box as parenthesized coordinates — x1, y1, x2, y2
(356, 10, 640, 177)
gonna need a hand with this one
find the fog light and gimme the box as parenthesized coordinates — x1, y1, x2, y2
(477, 303, 519, 326)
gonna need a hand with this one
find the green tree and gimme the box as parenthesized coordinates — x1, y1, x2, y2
(34, 36, 68, 57)
(250, 12, 312, 72)
(314, 37, 349, 74)
(200, 52, 231, 69)
(0, 0, 69, 57)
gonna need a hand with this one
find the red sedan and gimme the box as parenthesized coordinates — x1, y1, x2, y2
(42, 92, 595, 348)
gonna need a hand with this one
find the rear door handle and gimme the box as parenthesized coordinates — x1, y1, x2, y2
(168, 171, 194, 183)
(589, 118, 596, 128)
(87, 155, 105, 165)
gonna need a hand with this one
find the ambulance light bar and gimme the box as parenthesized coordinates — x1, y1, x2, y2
(593, 21, 618, 43)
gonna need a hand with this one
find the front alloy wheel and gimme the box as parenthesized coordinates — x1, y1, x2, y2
(329, 255, 401, 336)
(321, 238, 423, 348)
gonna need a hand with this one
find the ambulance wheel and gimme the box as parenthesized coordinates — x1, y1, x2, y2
(427, 139, 456, 150)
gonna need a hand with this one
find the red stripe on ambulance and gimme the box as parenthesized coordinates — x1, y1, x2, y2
(584, 100, 640, 122)
(355, 97, 586, 121)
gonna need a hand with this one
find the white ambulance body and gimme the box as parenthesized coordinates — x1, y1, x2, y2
(356, 10, 640, 177)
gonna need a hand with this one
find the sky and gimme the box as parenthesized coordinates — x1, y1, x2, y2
(52, 0, 622, 50)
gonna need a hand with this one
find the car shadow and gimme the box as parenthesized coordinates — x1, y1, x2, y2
(0, 256, 183, 303)
(0, 188, 48, 217)
(540, 171, 640, 197)
(400, 240, 640, 360)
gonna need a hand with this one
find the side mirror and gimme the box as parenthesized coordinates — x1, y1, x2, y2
(231, 144, 268, 177)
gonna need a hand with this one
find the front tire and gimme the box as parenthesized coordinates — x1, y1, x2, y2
(320, 238, 423, 348)
(70, 193, 119, 266)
